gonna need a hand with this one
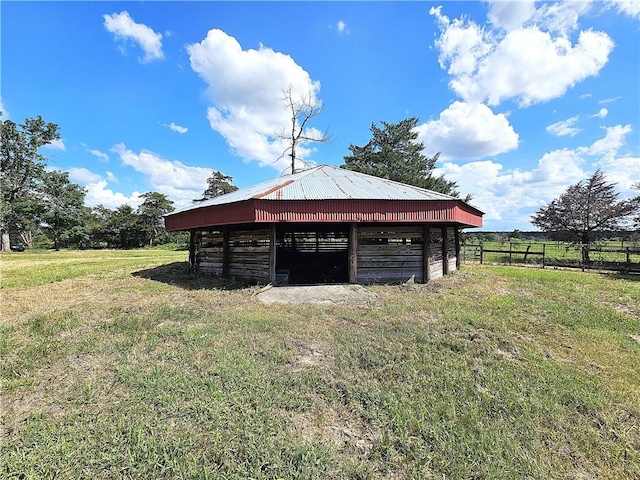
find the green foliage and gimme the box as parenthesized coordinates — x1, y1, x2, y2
(194, 170, 238, 202)
(532, 171, 640, 262)
(342, 117, 460, 197)
(0, 115, 60, 249)
(38, 170, 88, 250)
(137, 191, 174, 246)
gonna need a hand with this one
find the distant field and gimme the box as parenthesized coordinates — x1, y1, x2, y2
(1, 249, 639, 479)
(462, 240, 640, 268)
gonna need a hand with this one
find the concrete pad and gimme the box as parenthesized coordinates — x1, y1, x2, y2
(257, 284, 379, 305)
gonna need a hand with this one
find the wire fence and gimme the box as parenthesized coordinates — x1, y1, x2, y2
(461, 241, 640, 273)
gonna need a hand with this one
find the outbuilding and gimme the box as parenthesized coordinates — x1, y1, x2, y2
(164, 165, 483, 284)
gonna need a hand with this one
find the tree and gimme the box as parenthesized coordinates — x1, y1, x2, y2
(137, 192, 174, 245)
(194, 171, 238, 202)
(1, 115, 60, 250)
(38, 170, 88, 250)
(531, 171, 640, 262)
(276, 85, 333, 174)
(342, 117, 460, 196)
(109, 205, 146, 249)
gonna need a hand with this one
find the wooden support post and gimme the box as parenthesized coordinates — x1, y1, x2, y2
(269, 224, 277, 283)
(509, 242, 513, 265)
(222, 226, 230, 276)
(542, 243, 546, 269)
(188, 229, 196, 272)
(423, 226, 431, 283)
(442, 227, 449, 275)
(454, 227, 461, 270)
(348, 223, 358, 284)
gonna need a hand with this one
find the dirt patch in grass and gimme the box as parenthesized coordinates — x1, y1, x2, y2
(291, 403, 380, 454)
(290, 339, 333, 371)
(257, 284, 379, 305)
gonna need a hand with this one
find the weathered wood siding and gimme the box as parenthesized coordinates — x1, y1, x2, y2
(228, 228, 270, 281)
(196, 230, 224, 275)
(429, 229, 444, 280)
(195, 228, 270, 281)
(447, 227, 457, 273)
(357, 226, 424, 283)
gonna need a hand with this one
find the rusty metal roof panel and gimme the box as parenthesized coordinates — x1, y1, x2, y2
(169, 165, 455, 216)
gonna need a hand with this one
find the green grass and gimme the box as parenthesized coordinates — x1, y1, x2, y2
(0, 249, 187, 288)
(463, 240, 640, 267)
(1, 250, 639, 478)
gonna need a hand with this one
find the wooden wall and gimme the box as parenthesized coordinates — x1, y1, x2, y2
(228, 228, 270, 281)
(447, 227, 457, 273)
(193, 224, 460, 285)
(195, 228, 270, 281)
(357, 226, 424, 284)
(196, 230, 223, 275)
(428, 228, 444, 281)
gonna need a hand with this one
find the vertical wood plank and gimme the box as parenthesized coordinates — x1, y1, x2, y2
(222, 226, 230, 276)
(188, 229, 196, 272)
(269, 223, 277, 283)
(454, 227, 461, 270)
(348, 223, 358, 283)
(423, 226, 431, 283)
(442, 227, 449, 275)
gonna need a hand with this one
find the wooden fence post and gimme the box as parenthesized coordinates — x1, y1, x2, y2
(188, 229, 196, 272)
(348, 223, 358, 284)
(423, 226, 431, 282)
(222, 226, 230, 277)
(542, 244, 546, 269)
(480, 241, 484, 264)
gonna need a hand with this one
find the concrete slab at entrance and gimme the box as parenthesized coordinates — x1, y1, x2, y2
(257, 284, 379, 305)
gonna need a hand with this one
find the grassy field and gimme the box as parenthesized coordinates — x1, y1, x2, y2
(462, 240, 640, 268)
(1, 249, 639, 479)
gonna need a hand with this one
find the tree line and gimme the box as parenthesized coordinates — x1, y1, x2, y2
(2, 112, 637, 254)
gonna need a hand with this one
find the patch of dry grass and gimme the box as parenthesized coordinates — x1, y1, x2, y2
(1, 250, 639, 479)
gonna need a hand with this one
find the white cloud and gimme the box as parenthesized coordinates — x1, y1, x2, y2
(89, 148, 110, 162)
(606, 0, 640, 19)
(588, 108, 608, 119)
(487, 0, 537, 31)
(546, 115, 581, 137)
(584, 124, 632, 157)
(106, 171, 118, 182)
(44, 138, 66, 151)
(110, 143, 210, 206)
(415, 101, 519, 159)
(336, 20, 349, 34)
(68, 167, 103, 184)
(84, 180, 143, 210)
(580, 93, 592, 99)
(0, 97, 8, 119)
(436, 124, 638, 228)
(186, 29, 322, 172)
(598, 96, 621, 104)
(430, 4, 614, 107)
(103, 11, 164, 63)
(165, 122, 188, 134)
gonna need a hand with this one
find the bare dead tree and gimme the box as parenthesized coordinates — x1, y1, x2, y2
(276, 85, 333, 174)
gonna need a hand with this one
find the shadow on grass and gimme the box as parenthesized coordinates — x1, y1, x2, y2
(132, 262, 254, 290)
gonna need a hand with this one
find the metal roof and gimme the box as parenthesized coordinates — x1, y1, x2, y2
(170, 165, 455, 215)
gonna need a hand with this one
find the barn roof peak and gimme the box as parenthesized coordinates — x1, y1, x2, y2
(172, 164, 457, 214)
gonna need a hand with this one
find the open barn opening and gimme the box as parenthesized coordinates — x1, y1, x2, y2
(276, 224, 349, 284)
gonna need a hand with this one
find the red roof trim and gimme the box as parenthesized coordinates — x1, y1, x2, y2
(165, 199, 482, 231)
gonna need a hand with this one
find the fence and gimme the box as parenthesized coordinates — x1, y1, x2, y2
(461, 241, 640, 273)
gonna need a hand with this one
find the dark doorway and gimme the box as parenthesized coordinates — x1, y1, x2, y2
(276, 225, 349, 284)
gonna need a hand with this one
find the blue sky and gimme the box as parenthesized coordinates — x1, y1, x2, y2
(2, 1, 639, 231)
